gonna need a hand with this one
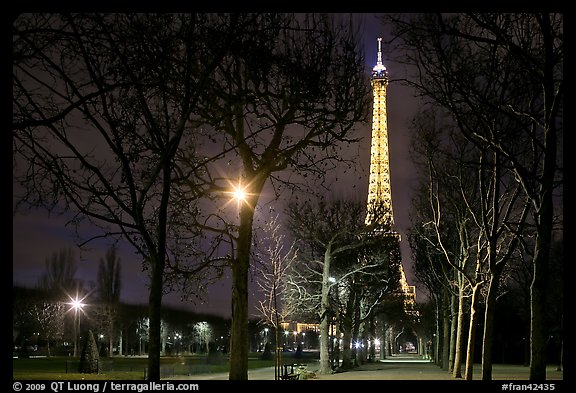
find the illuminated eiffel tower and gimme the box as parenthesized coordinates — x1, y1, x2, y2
(365, 38, 416, 310)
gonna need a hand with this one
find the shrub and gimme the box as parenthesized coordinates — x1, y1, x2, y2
(78, 330, 100, 374)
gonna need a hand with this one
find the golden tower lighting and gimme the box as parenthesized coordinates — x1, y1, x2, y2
(365, 38, 416, 308)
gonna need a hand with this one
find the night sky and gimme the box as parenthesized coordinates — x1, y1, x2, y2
(12, 14, 421, 318)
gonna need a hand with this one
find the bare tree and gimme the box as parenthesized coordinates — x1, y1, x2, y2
(97, 245, 121, 304)
(408, 110, 479, 378)
(254, 212, 298, 331)
(36, 247, 81, 296)
(13, 13, 242, 380)
(382, 13, 563, 381)
(409, 97, 539, 380)
(193, 321, 212, 354)
(190, 14, 370, 379)
(93, 245, 122, 356)
(408, 223, 450, 368)
(28, 301, 66, 357)
(284, 197, 401, 374)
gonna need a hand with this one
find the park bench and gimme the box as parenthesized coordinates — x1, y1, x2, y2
(280, 363, 304, 380)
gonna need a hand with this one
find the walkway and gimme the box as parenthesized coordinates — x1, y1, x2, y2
(167, 354, 564, 381)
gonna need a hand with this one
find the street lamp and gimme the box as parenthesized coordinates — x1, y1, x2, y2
(226, 179, 249, 211)
(68, 296, 85, 357)
(233, 185, 247, 203)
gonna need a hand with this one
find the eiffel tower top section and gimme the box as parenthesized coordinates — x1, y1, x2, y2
(365, 37, 393, 227)
(372, 38, 388, 80)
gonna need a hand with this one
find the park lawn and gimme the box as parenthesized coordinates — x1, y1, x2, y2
(14, 356, 186, 380)
(12, 353, 310, 380)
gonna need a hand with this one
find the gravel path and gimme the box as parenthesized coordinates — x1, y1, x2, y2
(166, 354, 563, 381)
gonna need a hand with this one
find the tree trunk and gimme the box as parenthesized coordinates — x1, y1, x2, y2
(339, 305, 354, 371)
(228, 204, 253, 380)
(442, 309, 450, 369)
(448, 279, 457, 373)
(108, 336, 113, 357)
(368, 315, 376, 362)
(351, 292, 361, 366)
(442, 287, 451, 370)
(318, 250, 333, 375)
(529, 200, 554, 381)
(340, 331, 353, 369)
(481, 272, 501, 380)
(147, 255, 164, 380)
(452, 278, 465, 379)
(379, 321, 387, 360)
(332, 329, 340, 369)
(119, 330, 123, 357)
(228, 175, 265, 380)
(530, 237, 550, 381)
(386, 327, 393, 356)
(464, 283, 481, 380)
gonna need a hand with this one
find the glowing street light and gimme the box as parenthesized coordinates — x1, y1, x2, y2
(231, 180, 249, 212)
(233, 185, 247, 202)
(68, 296, 85, 357)
(224, 178, 254, 211)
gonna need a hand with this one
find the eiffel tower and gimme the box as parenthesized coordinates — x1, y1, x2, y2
(365, 38, 416, 310)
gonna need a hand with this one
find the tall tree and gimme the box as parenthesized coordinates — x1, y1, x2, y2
(382, 13, 563, 380)
(36, 247, 80, 296)
(192, 13, 370, 379)
(284, 197, 400, 374)
(28, 300, 66, 358)
(97, 245, 122, 304)
(94, 245, 122, 356)
(409, 105, 533, 379)
(254, 212, 298, 357)
(13, 13, 241, 380)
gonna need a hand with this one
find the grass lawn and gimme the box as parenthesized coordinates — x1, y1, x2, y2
(13, 352, 318, 380)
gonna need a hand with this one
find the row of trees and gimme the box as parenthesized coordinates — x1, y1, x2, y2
(254, 200, 416, 375)
(381, 14, 563, 381)
(13, 13, 371, 380)
(19, 246, 123, 357)
(13, 283, 260, 358)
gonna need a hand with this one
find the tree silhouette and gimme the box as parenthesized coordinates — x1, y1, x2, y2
(36, 247, 80, 295)
(13, 14, 241, 380)
(95, 245, 122, 357)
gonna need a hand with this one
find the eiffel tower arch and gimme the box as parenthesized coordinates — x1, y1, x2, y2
(365, 38, 421, 360)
